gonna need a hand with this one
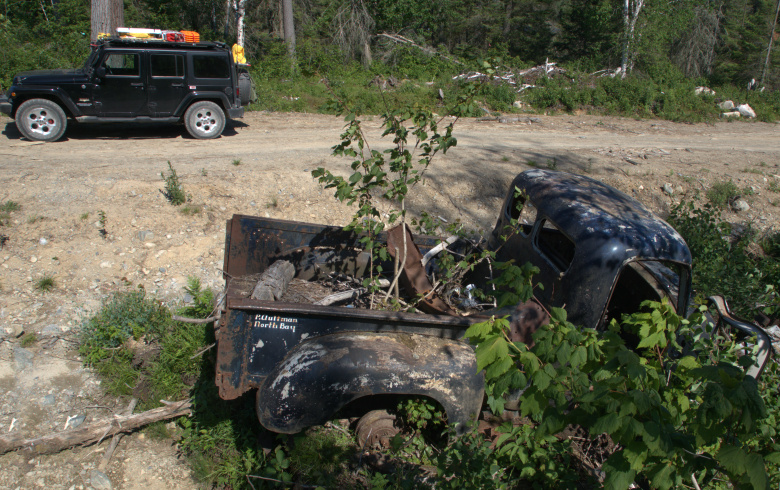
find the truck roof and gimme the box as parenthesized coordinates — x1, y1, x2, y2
(511, 169, 691, 266)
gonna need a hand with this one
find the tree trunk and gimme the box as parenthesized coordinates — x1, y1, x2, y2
(503, 0, 514, 36)
(620, 0, 644, 78)
(224, 0, 231, 39)
(760, 0, 780, 86)
(236, 0, 246, 46)
(91, 0, 123, 42)
(282, 0, 296, 57)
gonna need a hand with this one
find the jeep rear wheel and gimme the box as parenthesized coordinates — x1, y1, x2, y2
(16, 99, 67, 142)
(184, 101, 225, 139)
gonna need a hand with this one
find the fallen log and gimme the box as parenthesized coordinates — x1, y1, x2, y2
(98, 398, 137, 471)
(251, 260, 295, 301)
(0, 399, 192, 456)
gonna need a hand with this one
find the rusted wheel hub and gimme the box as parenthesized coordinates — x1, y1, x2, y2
(355, 410, 399, 450)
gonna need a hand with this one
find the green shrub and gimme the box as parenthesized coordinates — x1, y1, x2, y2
(706, 180, 740, 209)
(77, 279, 286, 489)
(0, 200, 20, 226)
(20, 332, 37, 347)
(79, 289, 170, 366)
(463, 299, 775, 488)
(0, 201, 20, 213)
(668, 200, 779, 318)
(161, 161, 187, 206)
(35, 275, 55, 292)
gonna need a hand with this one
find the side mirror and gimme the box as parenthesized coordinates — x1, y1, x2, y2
(96, 67, 106, 78)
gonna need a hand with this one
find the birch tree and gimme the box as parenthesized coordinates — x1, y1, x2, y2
(620, 0, 645, 78)
(235, 0, 246, 46)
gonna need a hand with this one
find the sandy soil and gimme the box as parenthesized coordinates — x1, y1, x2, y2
(0, 111, 778, 488)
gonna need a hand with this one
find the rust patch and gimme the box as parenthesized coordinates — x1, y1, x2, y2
(386, 224, 456, 315)
(508, 299, 550, 346)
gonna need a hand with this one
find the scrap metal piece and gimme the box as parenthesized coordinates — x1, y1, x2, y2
(508, 299, 550, 346)
(386, 224, 457, 315)
(708, 295, 772, 379)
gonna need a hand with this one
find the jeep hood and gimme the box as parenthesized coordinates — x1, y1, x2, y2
(14, 69, 88, 85)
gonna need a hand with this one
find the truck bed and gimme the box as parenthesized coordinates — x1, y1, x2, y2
(215, 215, 480, 400)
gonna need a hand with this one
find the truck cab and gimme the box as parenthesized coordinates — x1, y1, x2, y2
(487, 169, 692, 330)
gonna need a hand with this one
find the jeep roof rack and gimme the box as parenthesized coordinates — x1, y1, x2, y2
(91, 37, 229, 50)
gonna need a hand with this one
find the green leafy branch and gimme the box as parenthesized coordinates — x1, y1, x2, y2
(465, 296, 776, 489)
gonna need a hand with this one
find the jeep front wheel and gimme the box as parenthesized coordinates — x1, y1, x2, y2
(15, 99, 67, 142)
(184, 101, 225, 139)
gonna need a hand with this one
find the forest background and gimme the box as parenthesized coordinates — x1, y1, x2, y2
(2, 0, 780, 121)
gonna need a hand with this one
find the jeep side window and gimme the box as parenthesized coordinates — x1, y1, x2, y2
(103, 54, 139, 77)
(151, 54, 184, 78)
(536, 219, 575, 273)
(192, 55, 229, 79)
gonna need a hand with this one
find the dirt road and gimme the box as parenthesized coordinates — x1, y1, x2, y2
(0, 111, 778, 488)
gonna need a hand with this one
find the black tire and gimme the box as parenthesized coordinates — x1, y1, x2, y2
(183, 101, 225, 139)
(238, 72, 252, 106)
(15, 99, 67, 142)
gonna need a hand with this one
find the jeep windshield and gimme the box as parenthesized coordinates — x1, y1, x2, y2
(82, 47, 101, 75)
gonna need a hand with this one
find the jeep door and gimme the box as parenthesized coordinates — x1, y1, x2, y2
(148, 52, 186, 116)
(94, 51, 148, 116)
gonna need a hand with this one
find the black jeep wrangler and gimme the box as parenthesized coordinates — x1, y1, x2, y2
(0, 38, 248, 141)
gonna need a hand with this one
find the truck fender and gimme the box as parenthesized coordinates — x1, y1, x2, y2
(256, 332, 484, 434)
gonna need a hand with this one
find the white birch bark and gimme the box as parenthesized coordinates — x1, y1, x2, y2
(236, 0, 246, 47)
(620, 0, 645, 79)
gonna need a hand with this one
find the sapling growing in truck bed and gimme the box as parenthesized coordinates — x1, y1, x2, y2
(312, 87, 470, 308)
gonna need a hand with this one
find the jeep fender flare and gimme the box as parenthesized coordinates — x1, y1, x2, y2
(11, 87, 81, 117)
(175, 92, 232, 117)
(256, 332, 485, 434)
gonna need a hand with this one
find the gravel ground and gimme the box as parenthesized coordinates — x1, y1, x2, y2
(0, 111, 778, 488)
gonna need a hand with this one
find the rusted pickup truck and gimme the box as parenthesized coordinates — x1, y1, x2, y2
(214, 169, 771, 438)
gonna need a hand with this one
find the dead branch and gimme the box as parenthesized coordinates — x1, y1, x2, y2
(421, 236, 458, 267)
(97, 398, 137, 471)
(189, 342, 216, 359)
(172, 315, 219, 324)
(314, 289, 368, 306)
(376, 32, 462, 65)
(0, 399, 191, 456)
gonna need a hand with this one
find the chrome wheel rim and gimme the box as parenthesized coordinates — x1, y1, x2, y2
(193, 109, 218, 135)
(24, 107, 58, 137)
